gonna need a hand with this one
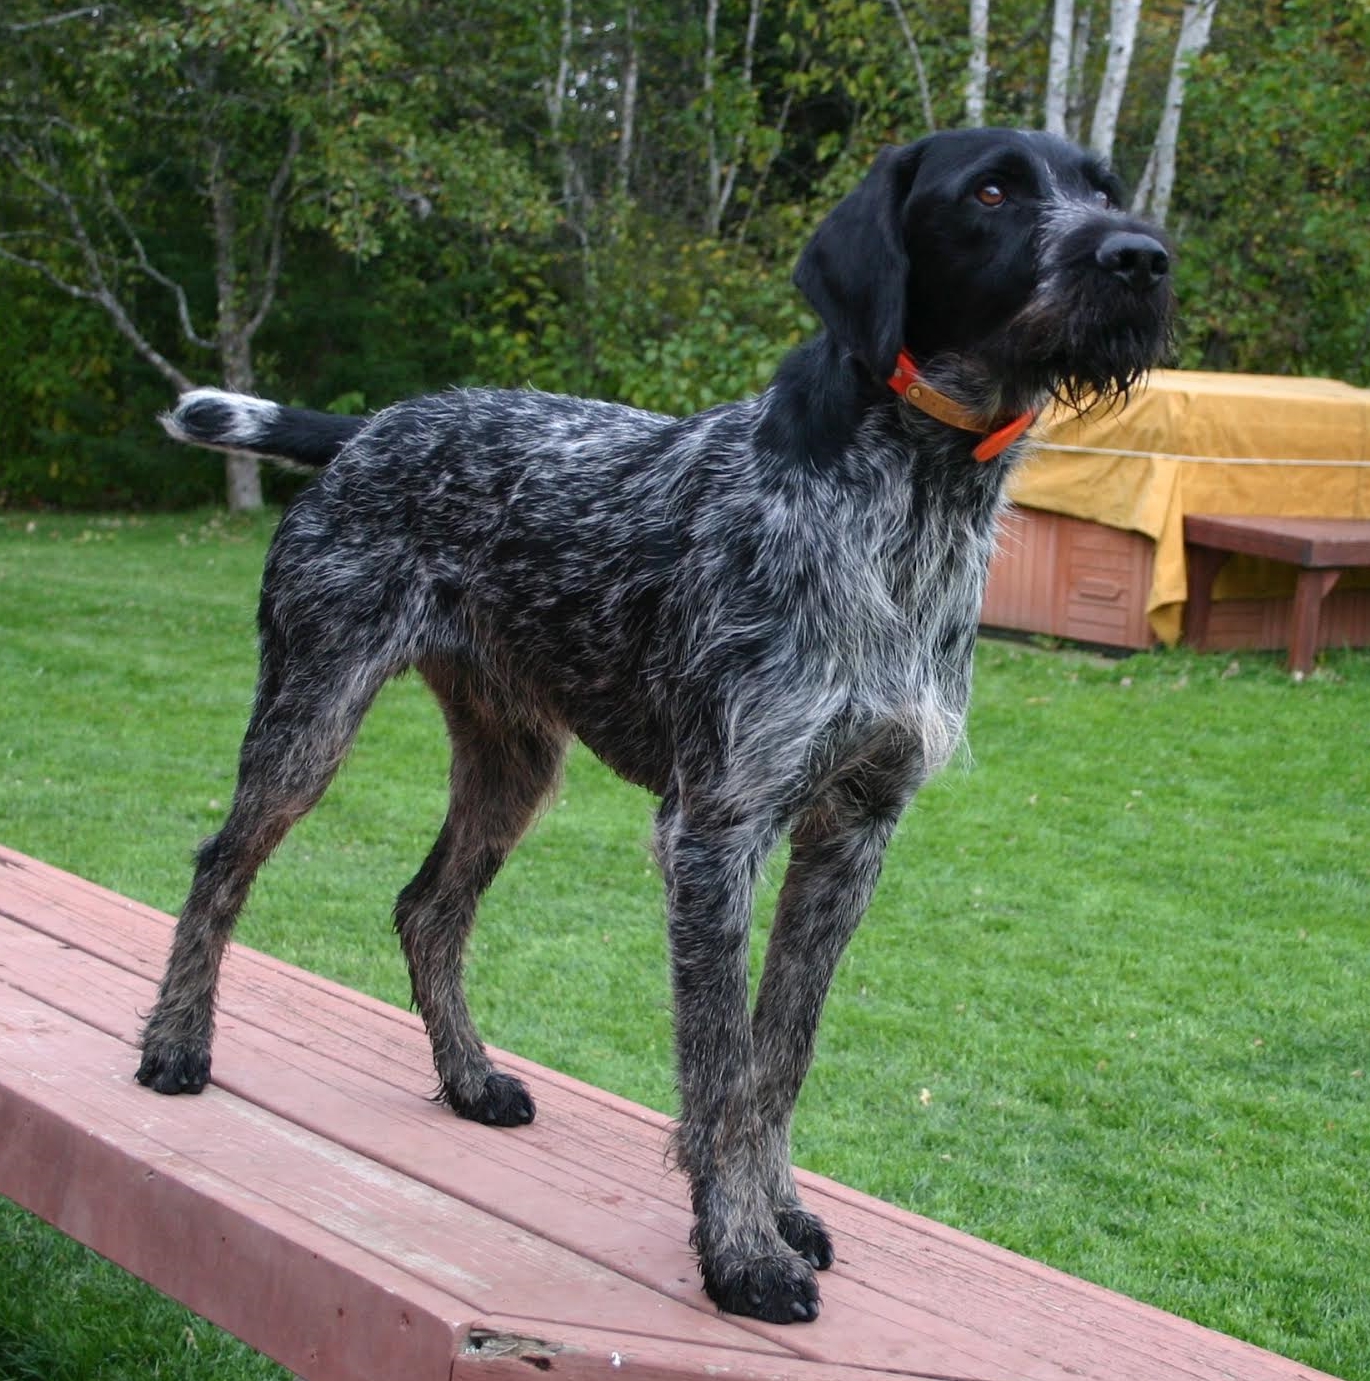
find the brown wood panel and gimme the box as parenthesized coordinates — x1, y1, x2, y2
(984, 506, 1051, 633)
(984, 507, 1155, 649)
(0, 845, 1345, 1381)
(1202, 589, 1370, 653)
(989, 508, 1370, 656)
(1329, 589, 1370, 644)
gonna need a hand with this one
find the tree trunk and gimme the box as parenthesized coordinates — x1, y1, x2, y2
(1088, 0, 1143, 162)
(1066, 1, 1092, 141)
(544, 0, 589, 256)
(219, 334, 263, 513)
(886, 0, 936, 133)
(1133, 0, 1217, 225)
(713, 0, 763, 233)
(617, 3, 639, 197)
(208, 139, 263, 512)
(1045, 0, 1074, 136)
(966, 0, 990, 126)
(703, 0, 721, 233)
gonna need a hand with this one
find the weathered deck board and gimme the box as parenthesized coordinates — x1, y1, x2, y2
(0, 844, 1341, 1380)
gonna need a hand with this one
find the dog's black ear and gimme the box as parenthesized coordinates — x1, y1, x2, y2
(792, 142, 926, 382)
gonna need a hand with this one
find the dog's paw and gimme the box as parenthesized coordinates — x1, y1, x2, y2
(136, 1045, 211, 1095)
(701, 1250, 821, 1323)
(448, 1070, 536, 1127)
(775, 1205, 835, 1270)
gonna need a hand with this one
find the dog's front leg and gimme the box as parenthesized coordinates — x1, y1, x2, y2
(751, 795, 906, 1271)
(655, 797, 820, 1323)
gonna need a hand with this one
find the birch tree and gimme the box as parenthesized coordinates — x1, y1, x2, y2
(1066, 2, 1094, 141)
(1045, 0, 1076, 136)
(966, 0, 990, 125)
(1132, 0, 1219, 223)
(544, 0, 591, 250)
(1088, 0, 1144, 161)
(617, 4, 641, 196)
(715, 0, 764, 234)
(703, 0, 724, 229)
(702, 0, 764, 235)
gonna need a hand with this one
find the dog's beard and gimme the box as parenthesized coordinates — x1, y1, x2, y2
(980, 269, 1176, 418)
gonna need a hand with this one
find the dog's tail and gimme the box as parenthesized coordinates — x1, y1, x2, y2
(160, 388, 365, 469)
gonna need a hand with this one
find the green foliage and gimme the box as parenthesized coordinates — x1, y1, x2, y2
(444, 216, 816, 413)
(1173, 0, 1370, 381)
(0, 1200, 287, 1381)
(0, 276, 217, 508)
(62, 0, 550, 261)
(1, 0, 1368, 508)
(590, 234, 814, 412)
(0, 268, 312, 510)
(0, 0, 552, 506)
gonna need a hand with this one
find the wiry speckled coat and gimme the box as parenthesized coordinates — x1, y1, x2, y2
(137, 127, 1174, 1325)
(286, 373, 997, 789)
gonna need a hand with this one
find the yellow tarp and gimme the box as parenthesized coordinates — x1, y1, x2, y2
(1012, 370, 1370, 644)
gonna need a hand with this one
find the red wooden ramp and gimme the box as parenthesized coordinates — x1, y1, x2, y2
(0, 844, 1339, 1381)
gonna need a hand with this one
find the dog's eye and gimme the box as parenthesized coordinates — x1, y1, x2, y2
(1091, 188, 1113, 209)
(975, 182, 1006, 207)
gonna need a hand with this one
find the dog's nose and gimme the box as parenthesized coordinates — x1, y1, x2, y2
(1096, 232, 1170, 291)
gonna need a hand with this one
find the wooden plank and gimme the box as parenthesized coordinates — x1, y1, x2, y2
(2, 987, 476, 1381)
(4, 853, 1071, 1377)
(0, 921, 791, 1348)
(1183, 515, 1370, 569)
(1, 916, 1073, 1381)
(0, 970, 747, 1342)
(0, 845, 1345, 1381)
(2, 986, 1004, 1381)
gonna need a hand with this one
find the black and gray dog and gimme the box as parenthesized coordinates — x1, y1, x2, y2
(138, 129, 1172, 1323)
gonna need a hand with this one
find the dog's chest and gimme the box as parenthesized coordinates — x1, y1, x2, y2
(760, 457, 998, 653)
(700, 462, 1003, 777)
(835, 515, 994, 765)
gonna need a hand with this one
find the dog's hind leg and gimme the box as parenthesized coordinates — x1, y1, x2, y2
(750, 759, 919, 1271)
(393, 661, 568, 1128)
(137, 645, 395, 1095)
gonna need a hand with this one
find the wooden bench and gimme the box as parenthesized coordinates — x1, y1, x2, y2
(0, 843, 1341, 1381)
(1184, 515, 1370, 675)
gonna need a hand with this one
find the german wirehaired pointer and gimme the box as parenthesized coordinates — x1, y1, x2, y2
(138, 128, 1173, 1323)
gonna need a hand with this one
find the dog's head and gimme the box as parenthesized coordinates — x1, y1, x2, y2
(793, 128, 1174, 415)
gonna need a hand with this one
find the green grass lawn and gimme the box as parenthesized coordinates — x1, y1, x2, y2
(1, 508, 1366, 1381)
